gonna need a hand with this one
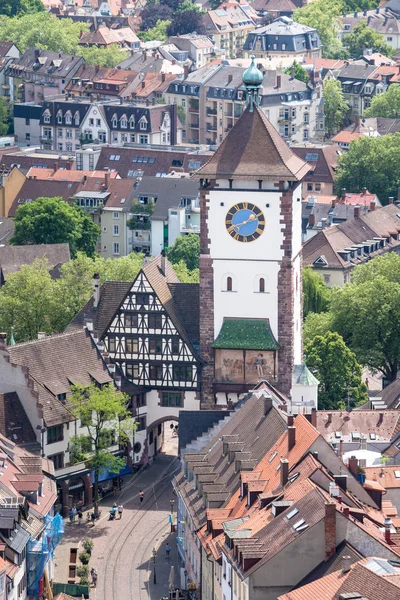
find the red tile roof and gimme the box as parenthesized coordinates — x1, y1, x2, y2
(278, 567, 351, 600)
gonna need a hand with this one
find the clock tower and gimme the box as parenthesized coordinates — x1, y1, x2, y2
(196, 57, 311, 407)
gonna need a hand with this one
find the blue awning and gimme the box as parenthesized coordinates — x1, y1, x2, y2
(92, 463, 133, 483)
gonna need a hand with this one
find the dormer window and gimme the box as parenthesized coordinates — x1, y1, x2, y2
(65, 111, 72, 125)
(56, 110, 62, 124)
(129, 116, 135, 129)
(112, 113, 118, 128)
(120, 115, 128, 129)
(43, 113, 51, 124)
(139, 117, 147, 131)
(74, 111, 80, 126)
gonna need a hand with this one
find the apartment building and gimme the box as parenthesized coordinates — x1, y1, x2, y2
(166, 63, 323, 145)
(340, 7, 400, 51)
(38, 99, 179, 151)
(203, 5, 259, 59)
(168, 34, 217, 69)
(244, 16, 322, 60)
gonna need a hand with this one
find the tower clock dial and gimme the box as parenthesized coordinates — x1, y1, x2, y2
(225, 202, 266, 242)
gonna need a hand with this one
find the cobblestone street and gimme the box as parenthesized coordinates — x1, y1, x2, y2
(54, 428, 180, 600)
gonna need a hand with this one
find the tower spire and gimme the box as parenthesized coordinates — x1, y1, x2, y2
(242, 55, 263, 112)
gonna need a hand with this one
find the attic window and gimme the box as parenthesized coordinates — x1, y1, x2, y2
(305, 153, 318, 161)
(293, 518, 309, 532)
(110, 155, 120, 161)
(370, 433, 376, 440)
(268, 451, 278, 463)
(288, 472, 300, 484)
(351, 432, 360, 441)
(286, 508, 299, 520)
(335, 432, 341, 439)
(395, 471, 400, 479)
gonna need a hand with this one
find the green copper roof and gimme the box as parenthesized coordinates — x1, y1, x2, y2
(292, 364, 319, 386)
(242, 55, 264, 87)
(213, 318, 279, 351)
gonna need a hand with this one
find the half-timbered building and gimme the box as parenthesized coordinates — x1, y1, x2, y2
(69, 254, 201, 463)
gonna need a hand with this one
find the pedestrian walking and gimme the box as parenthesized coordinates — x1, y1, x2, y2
(69, 509, 74, 524)
(72, 506, 77, 522)
(139, 489, 144, 503)
(91, 568, 98, 588)
(78, 508, 83, 525)
(165, 543, 171, 559)
(91, 511, 96, 526)
(118, 504, 123, 519)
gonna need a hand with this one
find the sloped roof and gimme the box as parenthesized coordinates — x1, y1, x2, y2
(314, 410, 400, 444)
(8, 330, 112, 426)
(0, 392, 39, 449)
(0, 244, 70, 276)
(212, 318, 279, 350)
(277, 567, 352, 600)
(9, 180, 80, 217)
(195, 105, 310, 181)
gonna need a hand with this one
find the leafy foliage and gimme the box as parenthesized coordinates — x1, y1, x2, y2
(167, 233, 200, 270)
(0, 97, 10, 136)
(167, 10, 205, 36)
(0, 253, 143, 342)
(70, 384, 135, 512)
(305, 331, 367, 409)
(0, 0, 44, 17)
(330, 253, 400, 381)
(343, 22, 394, 59)
(0, 13, 88, 54)
(293, 0, 344, 58)
(303, 267, 330, 318)
(364, 85, 400, 118)
(283, 61, 308, 83)
(303, 311, 333, 347)
(11, 197, 100, 258)
(79, 45, 129, 68)
(334, 133, 400, 203)
(172, 260, 199, 283)
(323, 79, 349, 136)
(79, 552, 90, 565)
(140, 5, 173, 30)
(342, 0, 379, 10)
(138, 19, 171, 42)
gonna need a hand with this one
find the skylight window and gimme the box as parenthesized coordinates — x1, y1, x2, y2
(292, 518, 305, 530)
(351, 432, 360, 440)
(395, 471, 400, 479)
(286, 508, 299, 520)
(335, 432, 341, 439)
(268, 451, 278, 463)
(370, 433, 376, 440)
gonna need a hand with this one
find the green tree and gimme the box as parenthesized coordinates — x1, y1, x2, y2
(303, 267, 330, 318)
(294, 0, 344, 58)
(0, 13, 87, 54)
(0, 97, 9, 136)
(324, 79, 349, 136)
(172, 260, 199, 283)
(364, 84, 400, 118)
(167, 10, 206, 36)
(167, 233, 200, 270)
(330, 253, 400, 381)
(303, 311, 333, 346)
(343, 22, 394, 59)
(283, 60, 308, 83)
(334, 133, 400, 202)
(305, 331, 367, 409)
(79, 45, 129, 68)
(70, 384, 135, 514)
(101, 253, 143, 282)
(138, 19, 171, 42)
(342, 0, 379, 10)
(11, 197, 100, 258)
(0, 0, 44, 17)
(140, 5, 173, 30)
(0, 258, 56, 342)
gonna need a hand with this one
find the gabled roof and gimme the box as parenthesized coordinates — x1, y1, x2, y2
(314, 410, 400, 444)
(0, 244, 70, 277)
(195, 105, 310, 181)
(0, 393, 39, 450)
(9, 179, 80, 217)
(7, 330, 112, 426)
(292, 145, 341, 184)
(134, 176, 199, 221)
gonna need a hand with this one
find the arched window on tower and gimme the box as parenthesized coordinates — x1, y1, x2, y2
(227, 276, 233, 292)
(259, 278, 265, 293)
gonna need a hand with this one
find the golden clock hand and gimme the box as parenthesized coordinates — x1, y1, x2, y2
(227, 214, 257, 233)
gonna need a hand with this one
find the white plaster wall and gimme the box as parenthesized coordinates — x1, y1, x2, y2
(151, 220, 164, 257)
(145, 390, 199, 427)
(80, 105, 108, 142)
(293, 254, 302, 364)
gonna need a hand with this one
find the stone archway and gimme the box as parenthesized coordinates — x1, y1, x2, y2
(145, 415, 179, 461)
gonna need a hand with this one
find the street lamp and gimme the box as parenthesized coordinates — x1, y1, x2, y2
(152, 547, 157, 584)
(170, 498, 175, 532)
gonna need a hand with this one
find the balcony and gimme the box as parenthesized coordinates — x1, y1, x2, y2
(190, 122, 200, 129)
(188, 107, 199, 113)
(206, 107, 217, 116)
(181, 224, 200, 234)
(40, 135, 52, 142)
(128, 237, 151, 245)
(206, 123, 217, 132)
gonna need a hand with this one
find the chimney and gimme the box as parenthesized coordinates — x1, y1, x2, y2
(162, 72, 166, 83)
(276, 74, 281, 88)
(354, 205, 361, 218)
(263, 396, 272, 415)
(228, 74, 233, 84)
(362, 186, 367, 195)
(378, 412, 384, 425)
(348, 455, 358, 477)
(370, 200, 376, 211)
(54, 161, 59, 172)
(288, 426, 296, 452)
(287, 415, 294, 426)
(311, 407, 317, 427)
(143, 250, 150, 266)
(141, 81, 145, 89)
(184, 64, 189, 78)
(0, 333, 7, 350)
(331, 198, 336, 208)
(119, 97, 123, 105)
(341, 188, 346, 202)
(160, 249, 166, 276)
(152, 97, 156, 106)
(339, 439, 343, 459)
(146, 99, 150, 106)
(389, 197, 394, 204)
(334, 475, 347, 492)
(104, 171, 110, 189)
(384, 517, 393, 544)
(93, 273, 100, 308)
(325, 502, 336, 560)
(341, 555, 351, 574)
(308, 213, 315, 227)
(171, 59, 176, 65)
(280, 458, 289, 487)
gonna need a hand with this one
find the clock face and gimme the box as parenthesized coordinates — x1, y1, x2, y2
(225, 202, 266, 242)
